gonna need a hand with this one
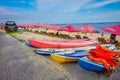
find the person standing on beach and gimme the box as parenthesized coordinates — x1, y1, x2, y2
(2, 25, 5, 32)
(110, 34, 118, 44)
(101, 32, 104, 37)
(0, 23, 4, 32)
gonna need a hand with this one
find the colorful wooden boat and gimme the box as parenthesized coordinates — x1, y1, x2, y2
(107, 44, 116, 50)
(26, 42, 36, 48)
(50, 50, 89, 63)
(78, 57, 107, 72)
(28, 38, 98, 48)
(34, 49, 65, 55)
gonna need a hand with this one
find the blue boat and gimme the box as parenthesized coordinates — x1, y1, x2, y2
(106, 44, 117, 50)
(34, 48, 89, 56)
(78, 57, 107, 72)
(54, 49, 89, 58)
(34, 49, 64, 55)
(26, 42, 36, 48)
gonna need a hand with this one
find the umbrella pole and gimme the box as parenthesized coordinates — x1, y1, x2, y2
(90, 32, 92, 36)
(69, 32, 71, 39)
(85, 32, 86, 36)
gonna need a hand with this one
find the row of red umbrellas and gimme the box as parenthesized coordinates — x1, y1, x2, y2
(18, 23, 100, 33)
(18, 24, 41, 28)
(44, 24, 100, 33)
(59, 24, 120, 36)
(18, 23, 120, 36)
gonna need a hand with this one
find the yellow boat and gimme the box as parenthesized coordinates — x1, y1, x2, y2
(50, 54, 77, 63)
(50, 49, 89, 63)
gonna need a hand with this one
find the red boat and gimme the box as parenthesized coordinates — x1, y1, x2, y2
(28, 38, 98, 48)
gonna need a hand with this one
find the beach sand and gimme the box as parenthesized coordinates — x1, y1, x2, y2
(5, 30, 120, 80)
(11, 30, 120, 44)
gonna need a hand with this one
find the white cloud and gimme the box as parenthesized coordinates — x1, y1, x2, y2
(12, 0, 27, 3)
(29, 2, 35, 6)
(75, 10, 120, 23)
(0, 7, 21, 15)
(0, 0, 120, 24)
(0, 7, 7, 12)
(86, 0, 120, 9)
(36, 0, 92, 13)
(20, 1, 26, 3)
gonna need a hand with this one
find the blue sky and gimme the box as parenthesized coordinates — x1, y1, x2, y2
(0, 0, 120, 24)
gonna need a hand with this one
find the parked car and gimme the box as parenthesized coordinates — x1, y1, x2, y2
(5, 21, 17, 32)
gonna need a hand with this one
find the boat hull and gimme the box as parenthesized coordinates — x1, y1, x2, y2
(34, 49, 64, 55)
(50, 50, 88, 63)
(78, 57, 106, 72)
(28, 39, 98, 48)
(26, 42, 36, 48)
(51, 54, 78, 63)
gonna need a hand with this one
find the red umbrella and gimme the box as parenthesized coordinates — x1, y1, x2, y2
(79, 24, 99, 33)
(74, 28, 82, 32)
(102, 24, 120, 36)
(33, 23, 41, 28)
(78, 27, 84, 32)
(43, 23, 52, 29)
(29, 25, 35, 28)
(18, 24, 29, 28)
(52, 24, 61, 31)
(29, 24, 40, 28)
(61, 25, 75, 32)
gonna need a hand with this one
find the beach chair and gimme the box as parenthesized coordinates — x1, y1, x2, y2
(97, 37, 110, 44)
(98, 37, 106, 44)
(110, 34, 118, 44)
(64, 34, 69, 39)
(75, 35, 81, 39)
(40, 31, 46, 35)
(49, 32, 56, 37)
(116, 42, 120, 49)
(69, 34, 76, 39)
(28, 29, 31, 32)
(83, 36, 89, 39)
(105, 39, 111, 44)
(34, 30, 39, 33)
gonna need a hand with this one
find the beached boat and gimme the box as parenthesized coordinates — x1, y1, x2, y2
(26, 42, 36, 48)
(34, 49, 65, 55)
(78, 57, 107, 72)
(50, 50, 89, 63)
(28, 38, 98, 48)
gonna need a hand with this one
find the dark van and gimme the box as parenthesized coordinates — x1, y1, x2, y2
(5, 21, 17, 32)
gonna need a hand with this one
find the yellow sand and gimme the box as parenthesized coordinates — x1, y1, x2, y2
(13, 31, 120, 42)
